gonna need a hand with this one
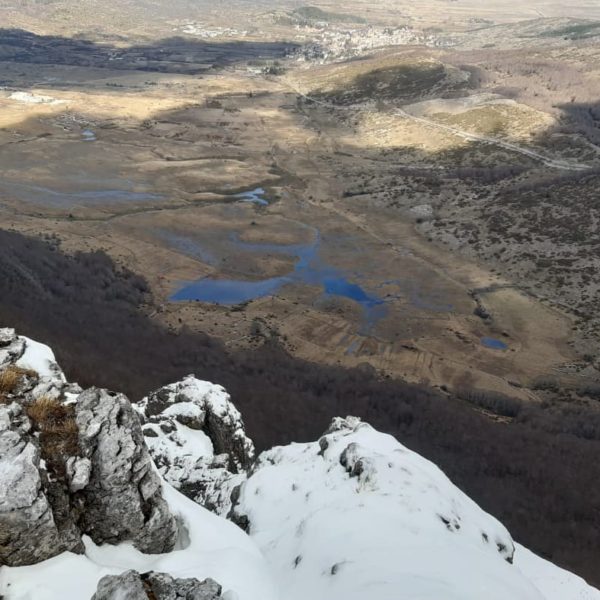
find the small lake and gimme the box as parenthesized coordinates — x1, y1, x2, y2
(481, 337, 508, 350)
(169, 227, 456, 330)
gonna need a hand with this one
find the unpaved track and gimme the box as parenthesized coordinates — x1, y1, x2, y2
(394, 108, 590, 171)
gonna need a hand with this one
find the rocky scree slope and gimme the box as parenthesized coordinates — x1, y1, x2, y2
(0, 328, 599, 600)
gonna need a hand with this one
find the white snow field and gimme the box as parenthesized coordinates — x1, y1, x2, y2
(237, 417, 600, 600)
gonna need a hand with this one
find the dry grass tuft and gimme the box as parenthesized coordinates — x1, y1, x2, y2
(27, 396, 79, 476)
(0, 368, 19, 394)
(142, 579, 159, 600)
(27, 395, 69, 428)
(0, 365, 37, 395)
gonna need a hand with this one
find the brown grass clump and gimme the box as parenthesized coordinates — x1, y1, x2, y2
(0, 368, 19, 394)
(27, 396, 79, 476)
(27, 395, 70, 428)
(0, 365, 37, 395)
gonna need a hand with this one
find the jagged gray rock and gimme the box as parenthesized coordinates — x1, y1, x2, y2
(0, 403, 80, 566)
(1, 331, 178, 562)
(0, 331, 179, 563)
(91, 570, 147, 600)
(0, 328, 25, 369)
(137, 376, 254, 515)
(75, 388, 178, 554)
(144, 572, 222, 599)
(91, 570, 222, 600)
(141, 375, 254, 472)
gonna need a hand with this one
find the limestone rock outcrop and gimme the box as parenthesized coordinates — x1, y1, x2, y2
(137, 375, 254, 515)
(92, 570, 222, 600)
(0, 329, 179, 564)
(76, 388, 178, 553)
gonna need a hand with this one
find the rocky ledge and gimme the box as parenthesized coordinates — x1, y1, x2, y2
(0, 328, 178, 565)
(136, 375, 254, 515)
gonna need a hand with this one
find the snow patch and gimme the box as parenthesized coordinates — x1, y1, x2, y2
(16, 336, 65, 382)
(514, 544, 600, 600)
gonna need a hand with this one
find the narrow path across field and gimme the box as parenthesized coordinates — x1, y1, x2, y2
(394, 108, 590, 171)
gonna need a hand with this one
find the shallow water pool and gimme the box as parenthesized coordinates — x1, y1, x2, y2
(481, 337, 508, 350)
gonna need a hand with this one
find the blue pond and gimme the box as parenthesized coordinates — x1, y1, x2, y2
(171, 230, 387, 328)
(481, 337, 508, 350)
(234, 187, 269, 206)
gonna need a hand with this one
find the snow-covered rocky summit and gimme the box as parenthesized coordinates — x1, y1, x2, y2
(233, 416, 600, 600)
(136, 375, 255, 515)
(0, 328, 599, 600)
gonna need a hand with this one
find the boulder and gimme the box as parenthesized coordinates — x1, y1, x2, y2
(91, 570, 147, 600)
(92, 570, 222, 600)
(76, 388, 178, 554)
(143, 572, 222, 600)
